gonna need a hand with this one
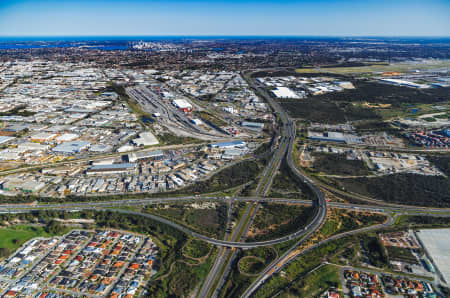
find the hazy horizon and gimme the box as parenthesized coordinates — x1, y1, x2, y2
(1, 0, 449, 37)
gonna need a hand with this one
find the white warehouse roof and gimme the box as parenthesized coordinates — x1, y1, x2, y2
(272, 87, 300, 99)
(172, 99, 192, 109)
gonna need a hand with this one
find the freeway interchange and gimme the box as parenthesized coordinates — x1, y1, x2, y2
(1, 71, 449, 297)
(0, 69, 330, 298)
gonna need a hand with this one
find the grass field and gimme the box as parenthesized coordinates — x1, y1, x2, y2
(295, 60, 450, 75)
(282, 265, 342, 297)
(311, 153, 370, 176)
(144, 202, 228, 238)
(239, 256, 266, 275)
(375, 102, 450, 120)
(247, 203, 314, 242)
(386, 246, 419, 264)
(0, 225, 68, 255)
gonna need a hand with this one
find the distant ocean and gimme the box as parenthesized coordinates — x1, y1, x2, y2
(0, 44, 130, 50)
(0, 36, 449, 50)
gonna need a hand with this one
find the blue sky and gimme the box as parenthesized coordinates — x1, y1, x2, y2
(0, 0, 449, 36)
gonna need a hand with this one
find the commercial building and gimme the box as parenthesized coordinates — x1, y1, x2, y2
(20, 180, 46, 193)
(30, 132, 57, 142)
(308, 131, 362, 144)
(0, 136, 15, 144)
(416, 229, 450, 284)
(172, 99, 193, 112)
(52, 141, 91, 154)
(241, 121, 265, 132)
(308, 131, 346, 143)
(89, 144, 113, 152)
(1, 178, 45, 193)
(209, 140, 247, 149)
(132, 131, 159, 146)
(128, 150, 164, 163)
(17, 142, 49, 151)
(379, 78, 430, 89)
(86, 163, 137, 175)
(272, 87, 301, 99)
(55, 133, 79, 142)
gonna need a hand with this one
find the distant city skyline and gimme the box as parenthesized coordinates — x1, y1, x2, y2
(0, 0, 449, 37)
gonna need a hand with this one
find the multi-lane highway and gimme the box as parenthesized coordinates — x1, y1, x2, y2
(198, 203, 255, 298)
(3, 195, 448, 214)
(241, 214, 398, 298)
(196, 71, 329, 297)
(242, 211, 450, 298)
(200, 117, 290, 296)
(244, 70, 328, 250)
(1, 71, 448, 297)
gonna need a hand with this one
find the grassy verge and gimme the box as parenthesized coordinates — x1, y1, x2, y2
(143, 203, 227, 239)
(184, 239, 212, 259)
(220, 246, 277, 297)
(278, 264, 342, 297)
(0, 225, 69, 258)
(246, 203, 314, 242)
(269, 158, 306, 198)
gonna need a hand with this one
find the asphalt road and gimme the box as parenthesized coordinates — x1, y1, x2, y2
(197, 71, 330, 297)
(242, 211, 450, 297)
(197, 71, 316, 297)
(1, 70, 448, 296)
(241, 214, 398, 297)
(2, 194, 449, 213)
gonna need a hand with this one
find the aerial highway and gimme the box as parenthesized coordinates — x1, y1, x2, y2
(198, 70, 304, 297)
(0, 72, 447, 297)
(243, 70, 329, 247)
(199, 71, 329, 297)
(198, 203, 256, 298)
(242, 211, 450, 297)
(200, 120, 291, 296)
(241, 214, 397, 298)
(2, 195, 449, 214)
(0, 206, 312, 248)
